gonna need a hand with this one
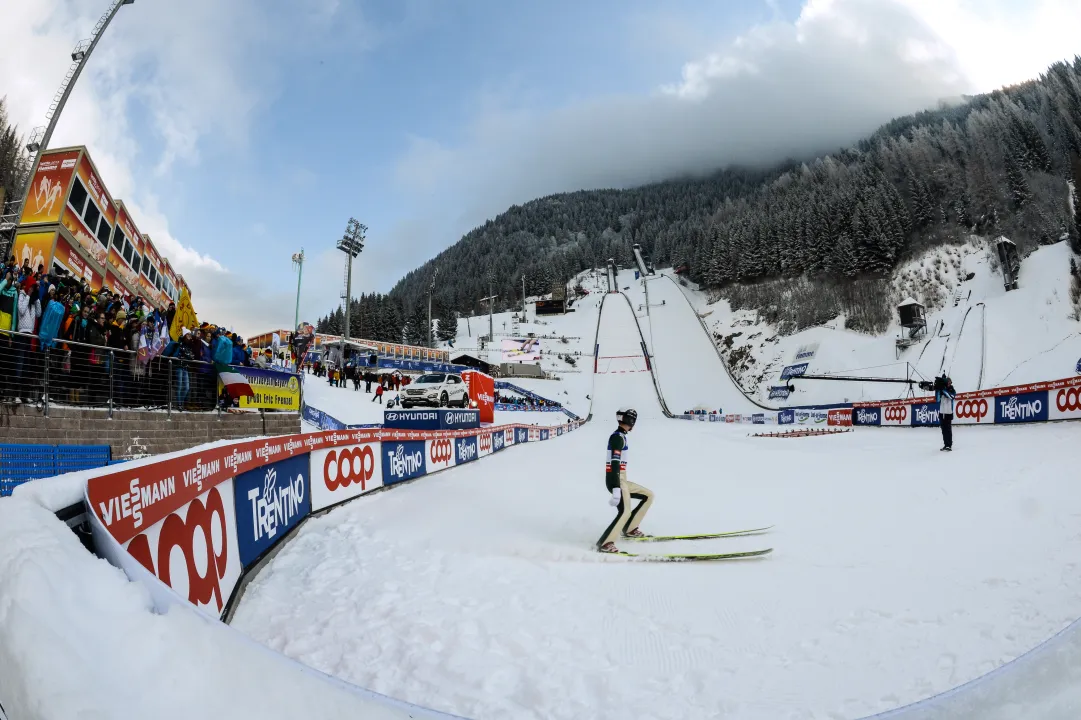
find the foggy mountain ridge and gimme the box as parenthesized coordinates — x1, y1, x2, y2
(318, 58, 1081, 342)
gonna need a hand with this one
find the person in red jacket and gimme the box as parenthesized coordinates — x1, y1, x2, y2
(372, 382, 384, 404)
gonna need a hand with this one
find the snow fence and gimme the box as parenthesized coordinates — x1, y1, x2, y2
(680, 374, 1081, 429)
(0, 418, 581, 720)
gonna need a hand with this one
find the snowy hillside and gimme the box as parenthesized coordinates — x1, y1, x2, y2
(677, 239, 1081, 407)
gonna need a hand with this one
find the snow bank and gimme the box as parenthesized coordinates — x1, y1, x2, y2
(0, 495, 455, 720)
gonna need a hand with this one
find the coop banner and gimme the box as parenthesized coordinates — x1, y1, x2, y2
(311, 442, 382, 511)
(121, 480, 243, 618)
(21, 149, 80, 225)
(1050, 384, 1081, 420)
(501, 337, 542, 362)
(477, 431, 494, 458)
(220, 368, 301, 411)
(233, 454, 311, 568)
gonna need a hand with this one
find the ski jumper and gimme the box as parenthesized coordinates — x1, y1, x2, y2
(597, 427, 654, 547)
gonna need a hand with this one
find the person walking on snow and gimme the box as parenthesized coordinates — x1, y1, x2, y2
(597, 407, 654, 553)
(936, 375, 956, 451)
(372, 382, 384, 404)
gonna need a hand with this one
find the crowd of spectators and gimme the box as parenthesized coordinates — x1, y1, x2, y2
(0, 257, 273, 411)
(495, 391, 561, 409)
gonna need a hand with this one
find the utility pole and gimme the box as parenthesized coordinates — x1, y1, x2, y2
(427, 267, 439, 348)
(291, 248, 304, 331)
(337, 218, 366, 359)
(488, 271, 494, 341)
(522, 274, 526, 315)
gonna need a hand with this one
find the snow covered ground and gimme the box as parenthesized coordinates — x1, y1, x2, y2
(679, 240, 1081, 408)
(232, 417, 1081, 720)
(232, 288, 1081, 719)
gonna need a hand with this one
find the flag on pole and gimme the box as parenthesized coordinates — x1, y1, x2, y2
(170, 287, 199, 341)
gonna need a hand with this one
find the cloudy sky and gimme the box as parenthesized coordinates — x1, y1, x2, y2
(3, 0, 1079, 335)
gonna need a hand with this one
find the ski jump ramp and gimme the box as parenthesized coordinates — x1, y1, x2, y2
(632, 273, 763, 415)
(593, 292, 667, 421)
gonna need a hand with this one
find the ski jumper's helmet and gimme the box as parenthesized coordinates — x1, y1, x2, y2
(616, 407, 637, 428)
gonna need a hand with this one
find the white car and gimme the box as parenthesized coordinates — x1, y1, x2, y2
(401, 373, 470, 408)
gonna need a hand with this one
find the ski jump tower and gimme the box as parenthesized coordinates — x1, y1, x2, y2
(632, 243, 653, 277)
(606, 258, 617, 293)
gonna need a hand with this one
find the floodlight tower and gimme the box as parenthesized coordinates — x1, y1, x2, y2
(291, 249, 304, 331)
(337, 218, 366, 356)
(2, 0, 135, 259)
(427, 267, 439, 348)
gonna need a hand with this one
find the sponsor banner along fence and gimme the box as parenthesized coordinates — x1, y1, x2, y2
(221, 367, 302, 411)
(383, 409, 480, 431)
(85, 418, 582, 623)
(679, 375, 1081, 429)
(852, 374, 1081, 427)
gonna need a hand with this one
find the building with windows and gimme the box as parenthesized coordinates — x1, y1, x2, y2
(10, 145, 186, 308)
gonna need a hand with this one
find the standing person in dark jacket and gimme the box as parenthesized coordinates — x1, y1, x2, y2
(935, 375, 956, 451)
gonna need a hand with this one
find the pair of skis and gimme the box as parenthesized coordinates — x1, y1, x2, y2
(605, 525, 774, 562)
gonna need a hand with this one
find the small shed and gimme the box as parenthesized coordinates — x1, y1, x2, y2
(897, 298, 926, 330)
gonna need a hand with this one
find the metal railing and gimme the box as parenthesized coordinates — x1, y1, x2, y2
(0, 327, 227, 416)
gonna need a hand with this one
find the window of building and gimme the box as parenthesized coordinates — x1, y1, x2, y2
(68, 178, 89, 216)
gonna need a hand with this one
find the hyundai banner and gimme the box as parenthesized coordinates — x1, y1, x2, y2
(311, 443, 382, 511)
(382, 440, 427, 484)
(994, 390, 1049, 424)
(234, 455, 311, 567)
(383, 409, 480, 431)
